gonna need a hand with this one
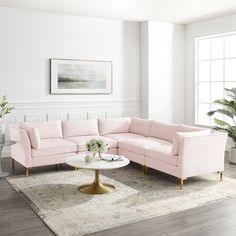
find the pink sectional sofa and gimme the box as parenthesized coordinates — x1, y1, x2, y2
(9, 117, 227, 188)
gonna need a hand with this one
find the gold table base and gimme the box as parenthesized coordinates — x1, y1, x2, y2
(78, 169, 115, 194)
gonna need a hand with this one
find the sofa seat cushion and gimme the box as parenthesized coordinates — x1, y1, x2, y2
(145, 140, 177, 166)
(32, 138, 77, 157)
(118, 137, 163, 155)
(66, 135, 117, 152)
(104, 133, 144, 142)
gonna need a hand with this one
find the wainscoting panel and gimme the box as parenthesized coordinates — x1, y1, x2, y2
(67, 112, 83, 120)
(7, 100, 140, 123)
(2, 100, 140, 156)
(46, 113, 66, 121)
(24, 114, 41, 122)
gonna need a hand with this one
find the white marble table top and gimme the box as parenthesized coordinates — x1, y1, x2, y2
(66, 153, 130, 170)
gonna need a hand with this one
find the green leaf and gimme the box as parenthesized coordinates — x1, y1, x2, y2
(207, 109, 234, 119)
(214, 118, 231, 128)
(225, 88, 236, 97)
(213, 99, 236, 117)
(208, 88, 236, 145)
(0, 95, 14, 118)
(207, 111, 215, 116)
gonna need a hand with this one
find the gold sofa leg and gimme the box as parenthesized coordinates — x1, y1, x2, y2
(180, 178, 188, 189)
(180, 178, 184, 190)
(56, 164, 61, 170)
(143, 166, 150, 176)
(25, 168, 29, 177)
(143, 166, 149, 175)
(220, 171, 223, 181)
(143, 165, 146, 175)
(12, 158, 15, 174)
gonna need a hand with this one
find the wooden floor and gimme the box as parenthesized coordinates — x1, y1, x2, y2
(1, 157, 236, 236)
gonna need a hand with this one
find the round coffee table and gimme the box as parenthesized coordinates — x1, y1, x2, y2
(66, 154, 130, 194)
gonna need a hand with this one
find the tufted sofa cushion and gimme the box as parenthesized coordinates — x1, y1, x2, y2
(66, 135, 117, 152)
(118, 137, 166, 155)
(105, 132, 144, 142)
(31, 138, 77, 157)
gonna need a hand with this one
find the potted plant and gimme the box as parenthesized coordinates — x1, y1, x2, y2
(0, 95, 14, 143)
(207, 88, 236, 164)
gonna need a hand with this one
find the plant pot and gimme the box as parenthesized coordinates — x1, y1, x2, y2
(0, 118, 5, 143)
(229, 147, 236, 164)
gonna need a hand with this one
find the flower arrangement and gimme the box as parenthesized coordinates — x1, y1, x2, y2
(86, 139, 109, 159)
(0, 95, 14, 119)
(0, 95, 14, 143)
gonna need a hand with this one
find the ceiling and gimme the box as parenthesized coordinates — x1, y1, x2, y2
(0, 0, 236, 24)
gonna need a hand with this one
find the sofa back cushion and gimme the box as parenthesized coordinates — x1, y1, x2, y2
(28, 128, 40, 149)
(21, 120, 62, 139)
(130, 117, 151, 136)
(62, 119, 99, 138)
(98, 117, 130, 135)
(20, 123, 41, 149)
(171, 129, 211, 155)
(149, 121, 179, 142)
(178, 124, 204, 132)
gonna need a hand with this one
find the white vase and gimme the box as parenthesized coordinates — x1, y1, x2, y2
(0, 118, 5, 143)
(229, 147, 236, 164)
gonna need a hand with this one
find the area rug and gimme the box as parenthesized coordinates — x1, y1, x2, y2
(7, 165, 236, 236)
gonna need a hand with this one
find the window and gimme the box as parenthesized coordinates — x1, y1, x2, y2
(195, 32, 236, 126)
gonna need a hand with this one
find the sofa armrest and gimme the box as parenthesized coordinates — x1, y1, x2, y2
(178, 132, 227, 178)
(9, 125, 32, 167)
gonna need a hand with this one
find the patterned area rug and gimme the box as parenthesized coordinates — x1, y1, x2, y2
(7, 165, 236, 236)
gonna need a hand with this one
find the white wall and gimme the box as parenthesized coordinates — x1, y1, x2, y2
(0, 7, 140, 124)
(140, 21, 185, 123)
(140, 22, 149, 118)
(185, 14, 236, 125)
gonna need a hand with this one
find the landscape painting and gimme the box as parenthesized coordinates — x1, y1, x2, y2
(50, 59, 112, 94)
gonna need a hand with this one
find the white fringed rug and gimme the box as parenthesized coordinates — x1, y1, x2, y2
(7, 166, 236, 236)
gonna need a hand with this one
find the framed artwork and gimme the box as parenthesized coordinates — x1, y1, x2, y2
(50, 59, 112, 94)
